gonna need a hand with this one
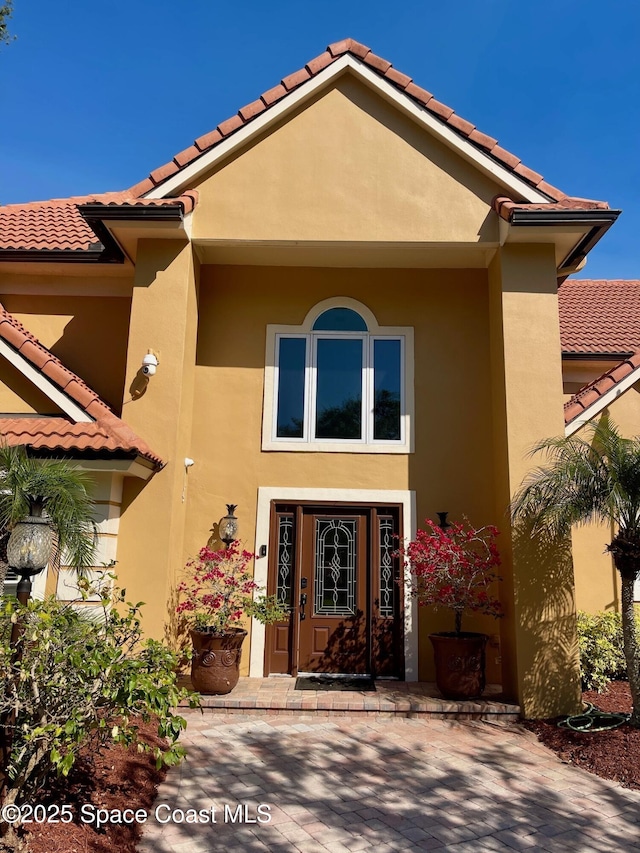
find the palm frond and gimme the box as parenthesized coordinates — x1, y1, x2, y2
(512, 419, 640, 540)
(0, 445, 98, 569)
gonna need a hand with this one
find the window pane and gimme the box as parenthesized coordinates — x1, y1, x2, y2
(315, 339, 363, 439)
(276, 337, 306, 438)
(312, 308, 367, 331)
(374, 339, 401, 440)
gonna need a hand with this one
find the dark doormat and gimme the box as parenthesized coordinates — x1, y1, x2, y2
(294, 675, 376, 692)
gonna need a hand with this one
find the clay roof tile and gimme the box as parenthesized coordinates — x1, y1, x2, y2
(0, 417, 163, 468)
(0, 191, 197, 252)
(384, 67, 412, 89)
(0, 304, 163, 468)
(305, 51, 334, 75)
(559, 280, 640, 355)
(564, 351, 640, 426)
(2, 37, 610, 256)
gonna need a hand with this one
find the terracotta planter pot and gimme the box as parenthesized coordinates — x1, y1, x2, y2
(429, 631, 488, 700)
(190, 627, 247, 695)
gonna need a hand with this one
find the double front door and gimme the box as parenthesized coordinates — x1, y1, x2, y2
(265, 503, 403, 677)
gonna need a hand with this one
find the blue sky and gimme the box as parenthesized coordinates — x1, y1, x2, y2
(1, 1, 639, 279)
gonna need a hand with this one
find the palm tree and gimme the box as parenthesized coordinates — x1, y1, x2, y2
(511, 418, 640, 725)
(0, 445, 98, 592)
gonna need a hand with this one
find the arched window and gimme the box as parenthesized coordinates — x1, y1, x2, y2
(264, 299, 413, 452)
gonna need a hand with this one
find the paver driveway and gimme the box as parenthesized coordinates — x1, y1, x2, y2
(139, 710, 640, 852)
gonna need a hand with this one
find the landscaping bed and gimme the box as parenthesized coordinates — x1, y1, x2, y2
(526, 681, 640, 791)
(18, 718, 167, 853)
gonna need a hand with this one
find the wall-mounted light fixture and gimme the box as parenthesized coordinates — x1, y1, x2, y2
(219, 504, 239, 549)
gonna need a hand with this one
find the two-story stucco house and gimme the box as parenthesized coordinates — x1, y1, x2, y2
(0, 38, 634, 718)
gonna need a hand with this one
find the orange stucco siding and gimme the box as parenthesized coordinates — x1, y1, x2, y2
(1, 295, 131, 413)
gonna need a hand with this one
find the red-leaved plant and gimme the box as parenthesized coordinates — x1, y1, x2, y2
(401, 518, 503, 634)
(176, 541, 288, 634)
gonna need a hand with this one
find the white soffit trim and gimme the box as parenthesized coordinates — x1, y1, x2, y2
(72, 459, 156, 479)
(565, 365, 640, 436)
(0, 338, 93, 423)
(145, 55, 550, 205)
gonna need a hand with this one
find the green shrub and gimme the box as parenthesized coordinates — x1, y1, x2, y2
(576, 610, 628, 692)
(0, 578, 199, 811)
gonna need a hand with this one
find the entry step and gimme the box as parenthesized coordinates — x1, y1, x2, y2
(177, 677, 520, 721)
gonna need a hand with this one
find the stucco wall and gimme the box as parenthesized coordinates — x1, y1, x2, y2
(571, 384, 640, 611)
(1, 295, 131, 413)
(488, 244, 581, 717)
(193, 75, 501, 245)
(0, 357, 62, 414)
(114, 240, 199, 644)
(181, 263, 500, 680)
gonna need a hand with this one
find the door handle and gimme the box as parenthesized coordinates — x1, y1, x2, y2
(300, 592, 307, 620)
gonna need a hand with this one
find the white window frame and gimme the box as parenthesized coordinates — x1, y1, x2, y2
(263, 297, 414, 453)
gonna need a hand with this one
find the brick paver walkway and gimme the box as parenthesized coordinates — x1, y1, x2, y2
(139, 711, 640, 852)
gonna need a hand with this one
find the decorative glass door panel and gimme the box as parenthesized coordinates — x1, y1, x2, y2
(314, 519, 357, 616)
(373, 513, 400, 676)
(299, 512, 368, 673)
(265, 509, 296, 674)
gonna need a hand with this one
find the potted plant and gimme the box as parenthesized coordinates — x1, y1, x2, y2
(176, 541, 287, 694)
(402, 517, 502, 699)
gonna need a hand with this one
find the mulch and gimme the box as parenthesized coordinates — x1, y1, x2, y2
(18, 719, 168, 853)
(525, 680, 640, 792)
(8, 682, 640, 850)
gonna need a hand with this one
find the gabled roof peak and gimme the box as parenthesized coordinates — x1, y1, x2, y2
(133, 37, 568, 203)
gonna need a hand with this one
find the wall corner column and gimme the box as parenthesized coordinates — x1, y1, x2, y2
(488, 243, 582, 718)
(115, 239, 199, 641)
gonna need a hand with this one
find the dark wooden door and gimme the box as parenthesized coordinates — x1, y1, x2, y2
(298, 510, 368, 673)
(264, 503, 403, 678)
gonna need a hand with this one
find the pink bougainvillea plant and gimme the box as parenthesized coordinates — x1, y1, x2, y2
(176, 540, 288, 634)
(401, 518, 503, 634)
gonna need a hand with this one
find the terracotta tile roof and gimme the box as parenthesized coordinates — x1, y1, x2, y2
(493, 195, 611, 222)
(1, 39, 611, 258)
(0, 417, 163, 467)
(559, 280, 640, 355)
(564, 352, 640, 426)
(0, 304, 164, 469)
(1, 39, 610, 257)
(0, 191, 197, 253)
(129, 38, 573, 203)
(0, 303, 113, 418)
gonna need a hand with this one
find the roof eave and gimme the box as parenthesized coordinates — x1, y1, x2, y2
(0, 246, 120, 264)
(505, 208, 621, 277)
(562, 351, 633, 361)
(77, 203, 185, 223)
(26, 449, 163, 479)
(510, 209, 620, 227)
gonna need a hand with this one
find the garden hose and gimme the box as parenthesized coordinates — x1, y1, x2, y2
(559, 702, 630, 733)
